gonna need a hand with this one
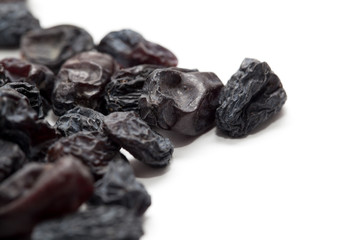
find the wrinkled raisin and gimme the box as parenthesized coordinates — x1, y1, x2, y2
(104, 111, 173, 167)
(32, 205, 143, 240)
(55, 106, 105, 137)
(20, 25, 94, 73)
(52, 51, 117, 116)
(0, 0, 40, 48)
(97, 29, 178, 67)
(104, 64, 164, 113)
(216, 58, 287, 137)
(139, 68, 224, 136)
(90, 156, 151, 216)
(46, 131, 119, 179)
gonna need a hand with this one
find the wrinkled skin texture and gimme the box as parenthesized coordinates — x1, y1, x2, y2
(0, 58, 56, 103)
(46, 131, 119, 179)
(1, 82, 44, 118)
(32, 206, 143, 240)
(104, 111, 173, 167)
(0, 139, 27, 183)
(104, 64, 164, 113)
(20, 25, 94, 73)
(97, 29, 178, 67)
(0, 1, 40, 48)
(55, 106, 105, 137)
(216, 58, 287, 137)
(0, 156, 94, 239)
(139, 68, 224, 136)
(0, 88, 59, 160)
(52, 51, 117, 116)
(90, 157, 151, 216)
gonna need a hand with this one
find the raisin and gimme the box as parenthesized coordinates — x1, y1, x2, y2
(20, 25, 94, 73)
(97, 29, 178, 67)
(0, 0, 40, 48)
(216, 58, 287, 137)
(55, 106, 105, 137)
(139, 68, 224, 136)
(0, 155, 94, 239)
(1, 82, 44, 118)
(0, 88, 59, 160)
(90, 156, 151, 216)
(52, 51, 117, 116)
(0, 139, 27, 183)
(104, 64, 164, 113)
(0, 58, 56, 103)
(46, 131, 119, 179)
(32, 205, 143, 240)
(104, 111, 173, 167)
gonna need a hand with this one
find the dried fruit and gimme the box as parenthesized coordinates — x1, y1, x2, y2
(0, 88, 58, 160)
(52, 51, 117, 116)
(139, 68, 224, 136)
(97, 29, 178, 67)
(104, 64, 164, 113)
(1, 82, 45, 118)
(55, 106, 105, 137)
(32, 206, 143, 240)
(46, 131, 119, 179)
(0, 155, 94, 239)
(0, 139, 27, 183)
(0, 58, 56, 103)
(104, 111, 173, 167)
(0, 0, 40, 48)
(90, 156, 151, 216)
(216, 58, 287, 137)
(20, 24, 94, 73)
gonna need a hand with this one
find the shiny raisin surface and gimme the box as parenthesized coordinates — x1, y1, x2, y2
(0, 139, 27, 183)
(139, 68, 224, 136)
(52, 51, 117, 116)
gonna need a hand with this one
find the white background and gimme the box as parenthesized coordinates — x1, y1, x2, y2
(2, 0, 360, 239)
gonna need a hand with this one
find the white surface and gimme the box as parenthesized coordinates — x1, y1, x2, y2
(2, 0, 360, 239)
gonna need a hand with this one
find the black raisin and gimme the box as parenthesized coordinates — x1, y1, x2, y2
(90, 155, 151, 216)
(97, 29, 178, 67)
(32, 205, 143, 240)
(52, 51, 117, 116)
(0, 0, 40, 48)
(139, 68, 224, 136)
(104, 111, 174, 167)
(216, 58, 287, 137)
(20, 25, 94, 73)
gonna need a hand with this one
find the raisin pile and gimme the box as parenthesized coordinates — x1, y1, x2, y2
(0, 1, 287, 239)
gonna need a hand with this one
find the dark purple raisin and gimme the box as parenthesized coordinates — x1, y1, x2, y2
(20, 24, 94, 73)
(55, 106, 105, 137)
(216, 58, 287, 137)
(139, 68, 224, 136)
(0, 58, 56, 103)
(104, 64, 164, 113)
(0, 139, 27, 183)
(1, 82, 44, 118)
(52, 51, 117, 116)
(46, 131, 119, 179)
(32, 205, 143, 240)
(104, 111, 173, 167)
(0, 0, 40, 48)
(0, 155, 94, 239)
(97, 29, 178, 67)
(90, 155, 151, 216)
